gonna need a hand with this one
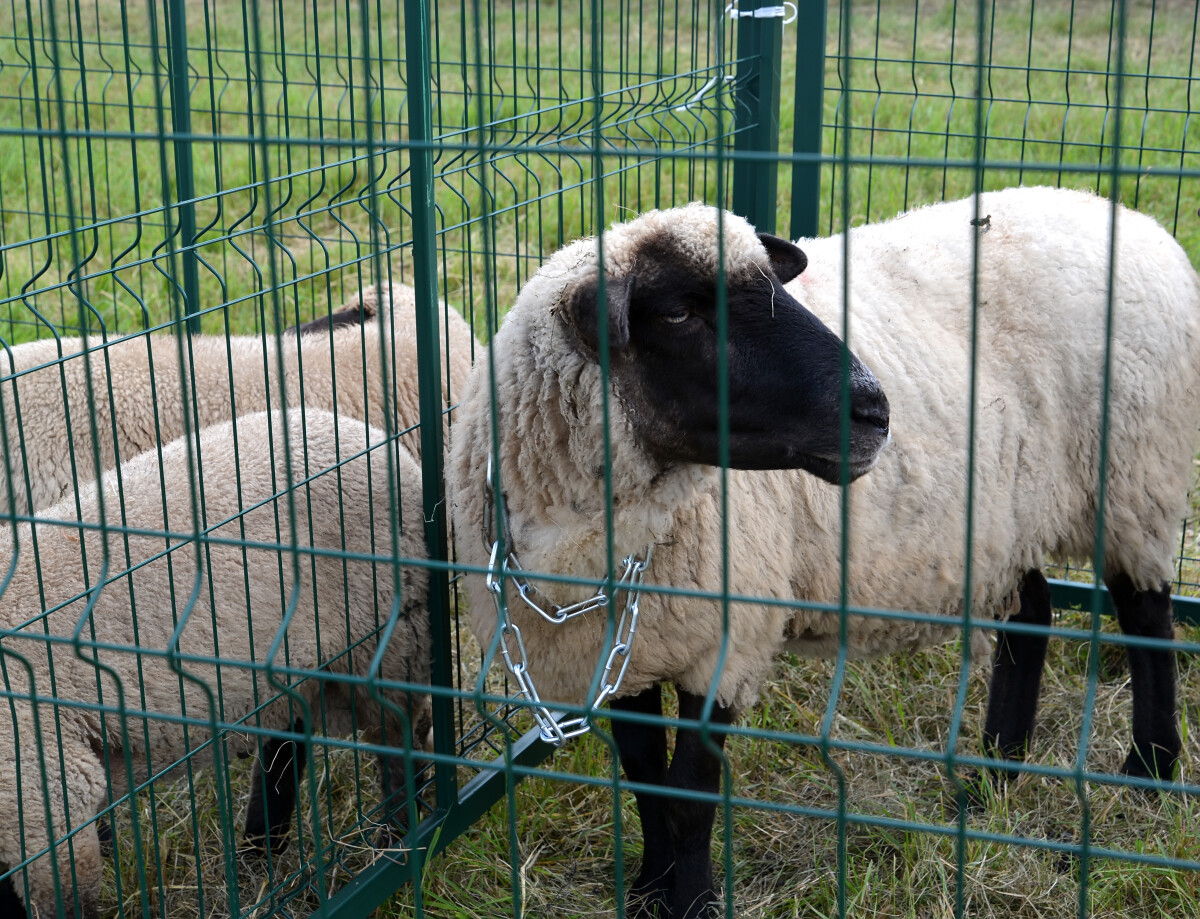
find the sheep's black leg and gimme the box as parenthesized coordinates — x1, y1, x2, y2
(374, 751, 415, 849)
(612, 686, 735, 919)
(242, 722, 307, 855)
(611, 685, 673, 919)
(1106, 573, 1179, 781)
(982, 568, 1052, 773)
(378, 746, 422, 827)
(0, 873, 25, 919)
(95, 813, 113, 851)
(374, 699, 438, 846)
(664, 689, 734, 919)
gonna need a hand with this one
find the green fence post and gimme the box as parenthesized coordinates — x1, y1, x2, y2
(166, 0, 201, 334)
(732, 0, 786, 234)
(403, 0, 458, 831)
(789, 0, 827, 240)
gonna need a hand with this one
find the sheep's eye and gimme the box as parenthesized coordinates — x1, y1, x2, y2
(660, 311, 691, 326)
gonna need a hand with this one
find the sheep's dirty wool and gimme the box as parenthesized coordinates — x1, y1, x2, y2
(449, 188, 1200, 919)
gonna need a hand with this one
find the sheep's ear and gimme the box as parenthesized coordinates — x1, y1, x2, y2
(758, 233, 808, 283)
(560, 273, 634, 358)
(287, 305, 368, 337)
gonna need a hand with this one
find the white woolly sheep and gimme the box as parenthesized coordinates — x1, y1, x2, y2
(0, 408, 431, 919)
(448, 188, 1200, 919)
(0, 281, 476, 515)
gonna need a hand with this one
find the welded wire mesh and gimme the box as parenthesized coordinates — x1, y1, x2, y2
(0, 1, 1198, 918)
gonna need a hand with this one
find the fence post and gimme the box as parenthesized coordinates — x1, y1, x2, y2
(402, 0, 458, 822)
(731, 0, 786, 235)
(165, 0, 201, 334)
(789, 0, 827, 240)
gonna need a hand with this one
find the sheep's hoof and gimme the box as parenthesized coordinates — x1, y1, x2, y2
(627, 870, 673, 919)
(371, 823, 419, 862)
(1120, 744, 1178, 785)
(627, 887, 669, 919)
(238, 833, 289, 860)
(676, 888, 722, 919)
(952, 758, 1016, 813)
(956, 769, 996, 815)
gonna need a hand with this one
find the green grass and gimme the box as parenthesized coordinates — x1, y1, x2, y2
(7, 1, 1195, 345)
(3, 0, 1200, 916)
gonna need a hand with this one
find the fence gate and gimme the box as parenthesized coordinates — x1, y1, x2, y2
(1, 1, 1199, 917)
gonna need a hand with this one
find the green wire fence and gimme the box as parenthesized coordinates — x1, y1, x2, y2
(0, 0, 1198, 917)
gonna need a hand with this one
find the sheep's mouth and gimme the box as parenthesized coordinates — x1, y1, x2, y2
(793, 424, 892, 484)
(678, 427, 889, 480)
(792, 450, 881, 485)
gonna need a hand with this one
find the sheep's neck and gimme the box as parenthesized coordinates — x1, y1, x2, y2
(499, 458, 714, 609)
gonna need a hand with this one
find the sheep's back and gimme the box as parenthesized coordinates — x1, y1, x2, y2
(0, 333, 278, 516)
(783, 186, 1200, 644)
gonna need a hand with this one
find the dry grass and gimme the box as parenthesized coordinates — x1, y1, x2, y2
(99, 741, 428, 919)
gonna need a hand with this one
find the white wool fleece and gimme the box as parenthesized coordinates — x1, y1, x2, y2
(0, 282, 477, 515)
(0, 407, 431, 919)
(449, 188, 1200, 715)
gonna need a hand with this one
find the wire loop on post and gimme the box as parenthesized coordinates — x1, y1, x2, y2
(725, 2, 798, 25)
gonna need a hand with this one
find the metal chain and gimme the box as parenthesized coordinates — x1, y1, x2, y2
(483, 454, 653, 745)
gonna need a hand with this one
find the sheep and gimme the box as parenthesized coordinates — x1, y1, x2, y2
(0, 407, 432, 919)
(447, 189, 1200, 919)
(0, 281, 476, 516)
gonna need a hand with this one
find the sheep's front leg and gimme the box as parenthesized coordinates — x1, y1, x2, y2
(613, 686, 734, 919)
(666, 690, 733, 919)
(982, 568, 1052, 772)
(374, 698, 436, 845)
(611, 685, 673, 918)
(242, 723, 307, 855)
(0, 873, 23, 918)
(1105, 573, 1179, 780)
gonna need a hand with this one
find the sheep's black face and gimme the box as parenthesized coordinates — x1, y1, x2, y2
(561, 233, 890, 484)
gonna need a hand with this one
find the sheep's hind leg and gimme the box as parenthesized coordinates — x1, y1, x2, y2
(1105, 573, 1180, 781)
(242, 722, 307, 856)
(611, 684, 674, 919)
(982, 569, 1052, 773)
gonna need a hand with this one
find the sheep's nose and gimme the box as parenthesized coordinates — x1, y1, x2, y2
(849, 367, 890, 433)
(852, 388, 890, 432)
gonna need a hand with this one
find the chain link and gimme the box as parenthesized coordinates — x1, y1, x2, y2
(483, 454, 653, 745)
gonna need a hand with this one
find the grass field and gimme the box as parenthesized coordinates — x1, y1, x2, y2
(3, 0, 1200, 917)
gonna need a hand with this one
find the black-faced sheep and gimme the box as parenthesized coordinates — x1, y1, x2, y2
(0, 281, 476, 516)
(0, 408, 431, 919)
(448, 189, 1200, 919)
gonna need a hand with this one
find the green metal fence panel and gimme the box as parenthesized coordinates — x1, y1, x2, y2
(1, 1, 1199, 918)
(789, 0, 828, 240)
(730, 0, 785, 233)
